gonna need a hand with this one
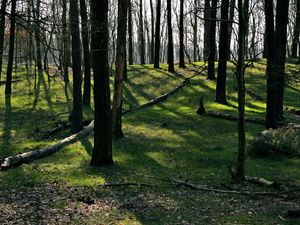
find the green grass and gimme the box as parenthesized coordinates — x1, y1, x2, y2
(0, 61, 299, 224)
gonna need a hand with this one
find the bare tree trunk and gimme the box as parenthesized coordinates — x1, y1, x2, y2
(70, 0, 83, 133)
(193, 0, 198, 62)
(139, 0, 145, 64)
(228, 0, 235, 59)
(128, 0, 133, 65)
(5, 0, 17, 95)
(62, 0, 69, 82)
(90, 0, 113, 166)
(0, 0, 8, 81)
(80, 0, 91, 107)
(235, 0, 248, 183)
(207, 0, 218, 80)
(154, 0, 161, 68)
(179, 0, 185, 68)
(203, 0, 211, 60)
(167, 0, 175, 73)
(291, 0, 300, 58)
(149, 0, 155, 64)
(112, 0, 128, 140)
(216, 0, 230, 104)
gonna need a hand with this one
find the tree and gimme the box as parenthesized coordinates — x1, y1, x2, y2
(0, 0, 8, 81)
(179, 0, 185, 68)
(128, 0, 134, 65)
(62, 0, 69, 82)
(291, 0, 300, 58)
(112, 0, 128, 140)
(207, 0, 218, 80)
(90, 0, 113, 166)
(5, 0, 17, 95)
(216, 0, 230, 104)
(266, 0, 290, 128)
(149, 0, 155, 64)
(265, 0, 275, 128)
(167, 0, 175, 73)
(139, 0, 145, 64)
(235, 0, 248, 183)
(154, 0, 161, 69)
(70, 0, 83, 133)
(203, 0, 211, 60)
(80, 0, 91, 107)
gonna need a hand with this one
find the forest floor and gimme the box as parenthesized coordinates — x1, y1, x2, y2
(0, 61, 300, 224)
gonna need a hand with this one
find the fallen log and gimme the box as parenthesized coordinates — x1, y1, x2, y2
(0, 121, 94, 170)
(1, 67, 206, 170)
(199, 110, 265, 125)
(101, 182, 157, 188)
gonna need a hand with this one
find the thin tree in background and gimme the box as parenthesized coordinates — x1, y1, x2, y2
(154, 0, 161, 69)
(112, 0, 128, 140)
(34, 0, 43, 71)
(62, 0, 69, 82)
(5, 0, 17, 95)
(139, 0, 145, 64)
(80, 0, 91, 107)
(216, 0, 230, 104)
(149, 0, 155, 64)
(203, 0, 211, 60)
(70, 0, 83, 133)
(90, 0, 113, 166)
(128, 0, 133, 65)
(193, 0, 198, 62)
(235, 0, 248, 182)
(179, 0, 185, 68)
(167, 0, 175, 73)
(291, 0, 300, 58)
(207, 0, 218, 80)
(265, 0, 275, 128)
(0, 0, 8, 81)
(228, 0, 236, 59)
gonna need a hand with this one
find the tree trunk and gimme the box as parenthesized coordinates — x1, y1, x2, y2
(292, 0, 300, 58)
(70, 0, 83, 133)
(207, 0, 218, 80)
(139, 0, 145, 64)
(179, 0, 185, 68)
(235, 0, 248, 183)
(128, 0, 133, 65)
(34, 0, 43, 70)
(149, 0, 155, 64)
(265, 0, 276, 128)
(112, 0, 128, 140)
(203, 0, 211, 60)
(167, 0, 175, 73)
(0, 0, 8, 82)
(90, 0, 113, 166)
(5, 0, 17, 96)
(216, 0, 230, 104)
(228, 0, 236, 59)
(62, 0, 69, 82)
(80, 0, 91, 107)
(193, 0, 198, 62)
(266, 0, 290, 128)
(154, 0, 161, 69)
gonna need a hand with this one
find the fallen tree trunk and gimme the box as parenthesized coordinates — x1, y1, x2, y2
(1, 67, 207, 170)
(0, 121, 94, 170)
(199, 110, 265, 125)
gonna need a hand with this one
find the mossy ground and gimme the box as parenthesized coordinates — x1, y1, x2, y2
(0, 61, 299, 224)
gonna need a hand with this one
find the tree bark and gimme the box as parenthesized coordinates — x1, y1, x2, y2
(292, 0, 300, 58)
(216, 0, 230, 104)
(179, 0, 185, 68)
(228, 0, 235, 59)
(112, 0, 128, 140)
(167, 0, 175, 73)
(80, 0, 91, 107)
(203, 0, 211, 60)
(139, 0, 145, 64)
(62, 0, 69, 82)
(5, 0, 17, 95)
(207, 0, 218, 80)
(235, 0, 248, 182)
(128, 0, 133, 65)
(154, 0, 161, 69)
(70, 0, 83, 133)
(0, 0, 8, 82)
(90, 0, 113, 166)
